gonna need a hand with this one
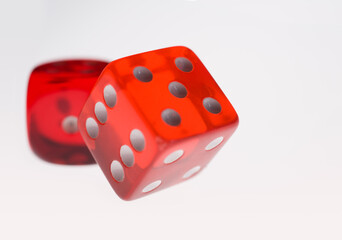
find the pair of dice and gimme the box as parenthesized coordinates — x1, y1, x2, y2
(27, 46, 239, 200)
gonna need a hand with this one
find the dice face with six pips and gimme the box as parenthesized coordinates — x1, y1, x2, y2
(78, 46, 239, 200)
(27, 59, 108, 165)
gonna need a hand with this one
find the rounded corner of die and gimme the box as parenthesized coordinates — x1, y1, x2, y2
(172, 46, 196, 55)
(227, 111, 239, 131)
(115, 190, 136, 201)
(173, 45, 192, 51)
(120, 195, 134, 201)
(233, 111, 239, 125)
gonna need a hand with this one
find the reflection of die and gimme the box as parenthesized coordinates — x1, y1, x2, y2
(26, 60, 108, 165)
(78, 46, 239, 200)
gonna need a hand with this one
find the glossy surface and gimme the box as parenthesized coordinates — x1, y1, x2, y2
(27, 59, 108, 165)
(78, 46, 239, 200)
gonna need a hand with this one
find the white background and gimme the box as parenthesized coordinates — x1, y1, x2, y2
(1, 0, 341, 239)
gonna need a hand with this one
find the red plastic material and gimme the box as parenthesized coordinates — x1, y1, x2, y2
(78, 46, 239, 200)
(27, 59, 108, 165)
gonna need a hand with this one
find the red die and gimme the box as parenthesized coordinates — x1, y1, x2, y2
(78, 46, 238, 200)
(27, 59, 108, 165)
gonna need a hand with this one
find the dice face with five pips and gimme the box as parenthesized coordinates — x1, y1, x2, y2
(77, 46, 239, 200)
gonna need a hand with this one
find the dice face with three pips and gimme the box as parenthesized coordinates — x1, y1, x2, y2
(27, 59, 108, 165)
(78, 46, 239, 200)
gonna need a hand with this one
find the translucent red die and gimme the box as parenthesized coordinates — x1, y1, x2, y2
(27, 59, 108, 165)
(77, 46, 239, 200)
